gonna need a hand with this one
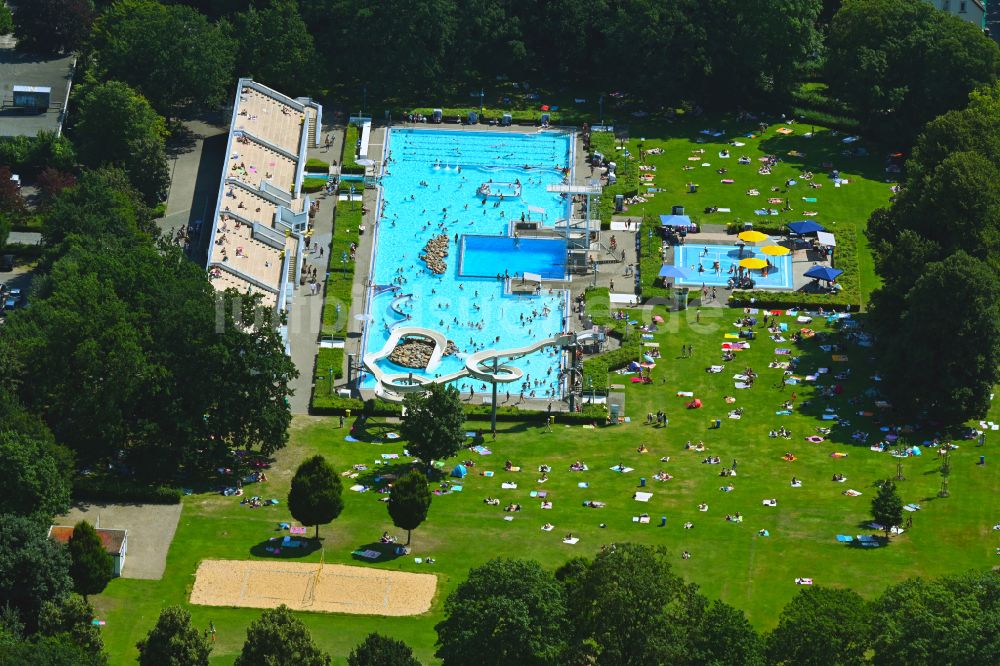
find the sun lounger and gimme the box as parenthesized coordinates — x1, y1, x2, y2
(634, 492, 653, 502)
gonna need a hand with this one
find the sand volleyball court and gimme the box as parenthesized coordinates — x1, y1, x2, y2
(189, 559, 437, 616)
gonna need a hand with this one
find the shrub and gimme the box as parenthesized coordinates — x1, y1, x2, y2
(305, 158, 329, 172)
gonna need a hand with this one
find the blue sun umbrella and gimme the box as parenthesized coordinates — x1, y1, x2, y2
(803, 265, 843, 282)
(787, 220, 826, 235)
(659, 265, 689, 279)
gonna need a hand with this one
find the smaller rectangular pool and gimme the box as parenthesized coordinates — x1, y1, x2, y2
(460, 235, 567, 280)
(674, 243, 793, 290)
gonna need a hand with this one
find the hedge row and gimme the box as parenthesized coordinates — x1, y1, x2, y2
(341, 124, 365, 175)
(73, 476, 182, 504)
(309, 392, 607, 423)
(728, 226, 861, 311)
(581, 337, 644, 392)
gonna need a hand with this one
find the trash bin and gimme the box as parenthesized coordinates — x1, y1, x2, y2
(980, 455, 986, 465)
(660, 516, 667, 527)
(715, 419, 722, 429)
(640, 477, 646, 487)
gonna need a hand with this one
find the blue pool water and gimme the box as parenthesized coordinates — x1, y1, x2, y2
(460, 235, 567, 279)
(674, 243, 793, 289)
(361, 129, 574, 398)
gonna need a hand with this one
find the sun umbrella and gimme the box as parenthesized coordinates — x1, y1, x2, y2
(652, 315, 664, 323)
(786, 220, 825, 235)
(803, 265, 843, 282)
(761, 245, 790, 256)
(739, 258, 768, 269)
(658, 265, 689, 279)
(354, 313, 374, 322)
(540, 105, 550, 111)
(738, 230, 768, 243)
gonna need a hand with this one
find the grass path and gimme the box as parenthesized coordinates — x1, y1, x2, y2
(94, 307, 999, 665)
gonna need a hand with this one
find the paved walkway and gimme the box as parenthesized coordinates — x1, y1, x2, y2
(286, 123, 345, 413)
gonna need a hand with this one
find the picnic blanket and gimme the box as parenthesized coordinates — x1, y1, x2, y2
(352, 549, 381, 560)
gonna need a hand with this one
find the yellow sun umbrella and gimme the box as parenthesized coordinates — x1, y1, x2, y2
(761, 245, 790, 256)
(739, 257, 768, 269)
(738, 230, 769, 243)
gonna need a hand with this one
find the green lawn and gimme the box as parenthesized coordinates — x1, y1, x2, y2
(93, 307, 1000, 665)
(321, 200, 363, 337)
(599, 117, 892, 308)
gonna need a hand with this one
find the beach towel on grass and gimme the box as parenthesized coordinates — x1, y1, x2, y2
(634, 491, 653, 502)
(836, 535, 853, 542)
(501, 482, 517, 490)
(610, 466, 635, 473)
(563, 537, 579, 545)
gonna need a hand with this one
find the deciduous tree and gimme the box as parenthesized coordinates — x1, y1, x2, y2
(766, 586, 870, 665)
(288, 456, 343, 539)
(400, 383, 465, 465)
(92, 0, 235, 119)
(348, 633, 420, 666)
(136, 606, 211, 666)
(565, 543, 704, 666)
(0, 430, 72, 519)
(826, 0, 1000, 143)
(435, 558, 568, 666)
(38, 594, 106, 661)
(72, 81, 170, 204)
(231, 0, 319, 96)
(12, 0, 93, 54)
(0, 513, 72, 629)
(387, 470, 432, 546)
(234, 605, 330, 666)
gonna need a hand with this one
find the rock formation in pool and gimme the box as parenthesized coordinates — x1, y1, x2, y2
(420, 234, 449, 275)
(389, 337, 459, 369)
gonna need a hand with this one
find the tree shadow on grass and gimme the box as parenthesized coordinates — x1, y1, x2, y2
(249, 537, 323, 559)
(350, 541, 404, 563)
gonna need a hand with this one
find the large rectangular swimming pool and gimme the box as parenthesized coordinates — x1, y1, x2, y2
(460, 235, 567, 280)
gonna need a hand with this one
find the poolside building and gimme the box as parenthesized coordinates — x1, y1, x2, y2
(205, 78, 322, 339)
(48, 525, 128, 577)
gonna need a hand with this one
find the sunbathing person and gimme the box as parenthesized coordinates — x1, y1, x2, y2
(484, 497, 500, 505)
(585, 501, 605, 508)
(698, 503, 709, 511)
(504, 503, 521, 512)
(637, 444, 650, 454)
